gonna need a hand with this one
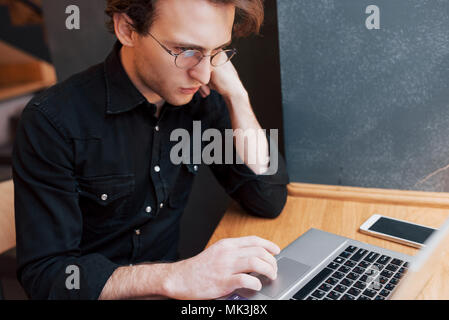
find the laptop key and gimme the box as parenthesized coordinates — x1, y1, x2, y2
(376, 255, 391, 265)
(338, 265, 351, 273)
(347, 287, 361, 297)
(326, 290, 341, 300)
(389, 278, 399, 285)
(327, 262, 340, 270)
(333, 257, 345, 264)
(344, 260, 356, 268)
(359, 274, 374, 283)
(357, 295, 371, 300)
(345, 246, 358, 253)
(381, 270, 394, 278)
(334, 284, 347, 293)
(340, 278, 353, 287)
(399, 267, 407, 274)
(358, 260, 371, 269)
(346, 272, 360, 281)
(339, 251, 352, 259)
(385, 283, 396, 291)
(364, 252, 379, 263)
(385, 264, 398, 272)
(342, 294, 355, 300)
(325, 277, 339, 286)
(292, 268, 333, 300)
(374, 295, 385, 300)
(332, 271, 345, 279)
(353, 266, 365, 274)
(318, 283, 333, 292)
(379, 289, 391, 297)
(391, 258, 404, 266)
(354, 281, 367, 290)
(362, 288, 377, 298)
(311, 290, 326, 299)
(378, 276, 389, 285)
(350, 249, 368, 262)
(373, 263, 385, 271)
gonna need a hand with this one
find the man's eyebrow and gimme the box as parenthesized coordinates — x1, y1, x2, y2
(169, 39, 233, 50)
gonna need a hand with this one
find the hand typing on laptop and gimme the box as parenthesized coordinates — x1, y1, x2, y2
(162, 236, 280, 300)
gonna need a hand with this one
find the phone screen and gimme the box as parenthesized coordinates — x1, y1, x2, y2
(369, 217, 435, 244)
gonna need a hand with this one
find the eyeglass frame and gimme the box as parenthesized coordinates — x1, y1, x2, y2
(147, 32, 237, 69)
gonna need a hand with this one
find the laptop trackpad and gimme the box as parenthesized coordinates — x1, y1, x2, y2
(257, 257, 310, 298)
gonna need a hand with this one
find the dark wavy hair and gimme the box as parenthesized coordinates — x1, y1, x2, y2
(105, 0, 264, 38)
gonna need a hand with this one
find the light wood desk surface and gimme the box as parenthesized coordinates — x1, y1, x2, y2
(207, 183, 449, 300)
(3, 179, 449, 298)
(0, 180, 15, 255)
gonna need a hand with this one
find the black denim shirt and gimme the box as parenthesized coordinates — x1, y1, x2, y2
(12, 41, 289, 300)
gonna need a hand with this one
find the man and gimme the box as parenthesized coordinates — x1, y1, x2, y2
(12, 0, 289, 299)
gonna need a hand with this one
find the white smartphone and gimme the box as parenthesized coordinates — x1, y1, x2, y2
(359, 214, 436, 248)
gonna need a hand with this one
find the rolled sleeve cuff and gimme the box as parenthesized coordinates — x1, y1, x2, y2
(24, 254, 121, 300)
(225, 150, 289, 195)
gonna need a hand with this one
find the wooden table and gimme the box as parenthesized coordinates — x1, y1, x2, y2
(0, 180, 15, 255)
(207, 182, 449, 299)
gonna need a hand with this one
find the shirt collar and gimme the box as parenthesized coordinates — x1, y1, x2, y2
(104, 40, 156, 115)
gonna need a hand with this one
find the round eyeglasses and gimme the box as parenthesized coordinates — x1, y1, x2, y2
(148, 33, 237, 70)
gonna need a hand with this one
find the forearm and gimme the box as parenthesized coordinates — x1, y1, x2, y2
(99, 262, 173, 300)
(223, 91, 269, 175)
(100, 236, 280, 300)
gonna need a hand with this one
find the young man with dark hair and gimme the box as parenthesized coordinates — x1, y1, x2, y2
(13, 0, 289, 299)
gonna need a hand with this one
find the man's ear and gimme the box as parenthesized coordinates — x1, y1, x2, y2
(113, 13, 136, 47)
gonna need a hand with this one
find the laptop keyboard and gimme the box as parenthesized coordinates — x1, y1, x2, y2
(290, 245, 409, 300)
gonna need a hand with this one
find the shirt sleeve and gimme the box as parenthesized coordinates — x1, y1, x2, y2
(206, 91, 290, 219)
(12, 104, 120, 300)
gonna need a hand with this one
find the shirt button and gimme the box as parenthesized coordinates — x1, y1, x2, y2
(193, 165, 198, 172)
(145, 206, 152, 213)
(135, 229, 141, 235)
(155, 125, 160, 132)
(154, 165, 161, 173)
(101, 194, 108, 201)
(159, 203, 164, 209)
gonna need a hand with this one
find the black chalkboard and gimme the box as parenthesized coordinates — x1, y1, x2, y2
(277, 0, 449, 191)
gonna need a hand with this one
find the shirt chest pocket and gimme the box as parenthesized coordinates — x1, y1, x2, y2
(77, 174, 135, 231)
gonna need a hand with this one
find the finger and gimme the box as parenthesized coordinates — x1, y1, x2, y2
(237, 247, 278, 274)
(236, 256, 277, 281)
(232, 236, 281, 255)
(230, 273, 262, 292)
(199, 85, 210, 97)
(198, 87, 206, 98)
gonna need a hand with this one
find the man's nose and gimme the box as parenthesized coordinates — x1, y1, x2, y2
(188, 57, 212, 85)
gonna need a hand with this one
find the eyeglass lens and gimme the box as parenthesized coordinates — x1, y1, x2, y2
(176, 50, 236, 69)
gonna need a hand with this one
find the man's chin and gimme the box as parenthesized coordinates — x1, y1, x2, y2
(166, 93, 195, 107)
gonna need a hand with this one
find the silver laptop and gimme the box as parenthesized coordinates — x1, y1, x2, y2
(223, 216, 449, 300)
